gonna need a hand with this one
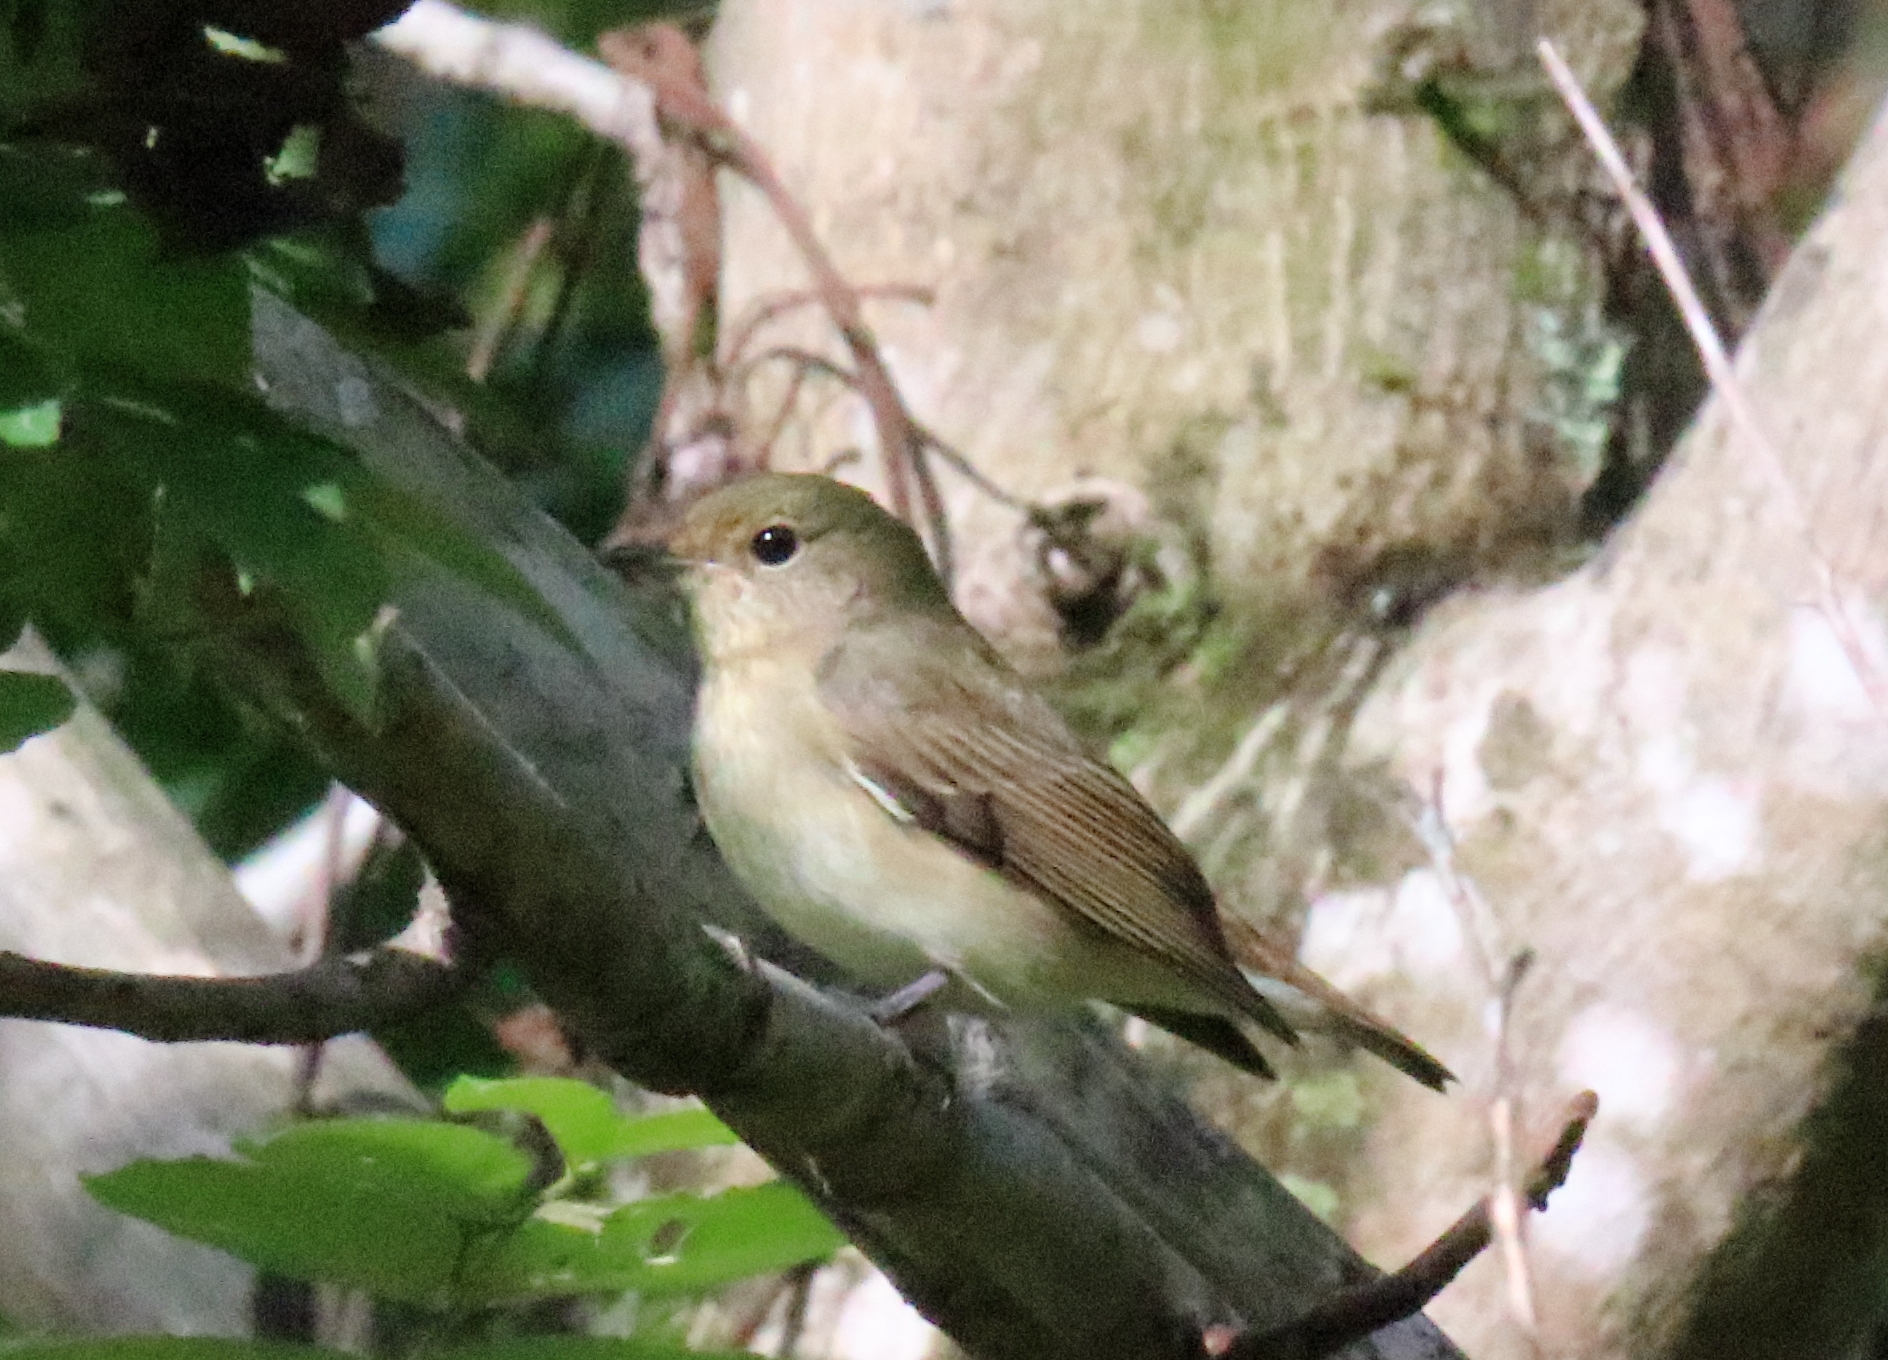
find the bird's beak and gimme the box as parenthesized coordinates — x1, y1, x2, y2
(599, 537, 688, 589)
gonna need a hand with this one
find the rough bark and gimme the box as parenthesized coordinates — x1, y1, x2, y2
(1318, 98, 1888, 1360)
(706, 0, 1639, 668)
(696, 1, 1888, 1355)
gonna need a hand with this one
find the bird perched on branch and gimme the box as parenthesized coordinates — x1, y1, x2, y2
(671, 473, 1450, 1089)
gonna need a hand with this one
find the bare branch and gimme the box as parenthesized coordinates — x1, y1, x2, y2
(741, 344, 861, 390)
(1221, 1092, 1600, 1360)
(597, 24, 951, 574)
(723, 284, 935, 375)
(0, 948, 464, 1044)
(375, 1, 661, 166)
(1489, 949, 1540, 1341)
(921, 424, 1030, 513)
(468, 217, 556, 383)
(1405, 779, 1542, 1344)
(733, 349, 1020, 524)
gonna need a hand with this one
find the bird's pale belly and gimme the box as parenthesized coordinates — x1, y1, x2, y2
(693, 668, 1195, 1012)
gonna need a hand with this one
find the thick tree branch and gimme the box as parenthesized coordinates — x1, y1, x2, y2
(225, 290, 1463, 1360)
(0, 948, 464, 1044)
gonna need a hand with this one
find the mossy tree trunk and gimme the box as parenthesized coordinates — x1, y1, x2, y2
(705, 1, 1888, 1356)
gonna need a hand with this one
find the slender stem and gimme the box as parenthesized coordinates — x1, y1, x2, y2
(1222, 1092, 1599, 1360)
(1538, 38, 1888, 721)
(0, 948, 464, 1044)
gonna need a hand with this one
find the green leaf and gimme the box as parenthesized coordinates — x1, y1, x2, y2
(0, 669, 72, 751)
(470, 1182, 842, 1302)
(0, 328, 62, 410)
(1278, 1174, 1341, 1225)
(0, 1341, 350, 1360)
(443, 1078, 740, 1172)
(0, 186, 251, 389)
(242, 1118, 536, 1216)
(84, 1118, 537, 1304)
(0, 398, 58, 447)
(301, 481, 347, 522)
(598, 1108, 743, 1159)
(83, 386, 389, 720)
(76, 373, 576, 724)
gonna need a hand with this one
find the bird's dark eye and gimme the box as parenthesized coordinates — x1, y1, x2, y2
(750, 524, 800, 566)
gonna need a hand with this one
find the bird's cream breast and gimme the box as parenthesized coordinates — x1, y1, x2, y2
(693, 656, 1136, 1002)
(694, 656, 937, 987)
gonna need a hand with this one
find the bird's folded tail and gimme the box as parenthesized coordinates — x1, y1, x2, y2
(1219, 913, 1454, 1092)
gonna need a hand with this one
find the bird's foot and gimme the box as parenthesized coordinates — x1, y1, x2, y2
(867, 970, 951, 1025)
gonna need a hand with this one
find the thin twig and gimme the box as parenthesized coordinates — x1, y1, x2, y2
(1222, 1092, 1599, 1360)
(740, 345, 862, 392)
(735, 345, 1024, 522)
(1491, 950, 1540, 1339)
(596, 26, 946, 566)
(531, 143, 616, 391)
(0, 948, 465, 1044)
(1168, 706, 1291, 843)
(391, 6, 966, 578)
(1406, 775, 1540, 1344)
(775, 1261, 820, 1357)
(753, 362, 810, 470)
(468, 217, 555, 383)
(1407, 773, 1505, 985)
(908, 432, 954, 586)
(376, 2, 662, 166)
(726, 1271, 795, 1351)
(918, 424, 1031, 512)
(722, 284, 935, 375)
(1538, 38, 1888, 721)
(714, 140, 924, 530)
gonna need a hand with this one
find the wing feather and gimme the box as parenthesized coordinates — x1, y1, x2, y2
(823, 618, 1294, 1042)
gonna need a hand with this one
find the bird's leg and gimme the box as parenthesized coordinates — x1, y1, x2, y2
(867, 969, 952, 1025)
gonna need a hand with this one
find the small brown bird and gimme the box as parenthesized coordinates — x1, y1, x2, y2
(672, 473, 1449, 1088)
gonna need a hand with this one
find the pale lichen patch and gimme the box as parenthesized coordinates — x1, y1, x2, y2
(1556, 1005, 1683, 1129)
(1299, 869, 1467, 993)
(1661, 777, 1761, 882)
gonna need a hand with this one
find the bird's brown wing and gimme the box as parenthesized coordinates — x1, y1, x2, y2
(819, 618, 1296, 1045)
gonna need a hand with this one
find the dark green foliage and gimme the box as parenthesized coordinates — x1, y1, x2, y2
(0, 0, 670, 863)
(370, 999, 521, 1093)
(369, 93, 662, 545)
(0, 0, 407, 253)
(0, 668, 72, 751)
(0, 5, 857, 1354)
